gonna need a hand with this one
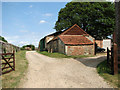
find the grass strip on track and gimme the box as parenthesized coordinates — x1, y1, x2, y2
(97, 60, 120, 88)
(2, 50, 28, 88)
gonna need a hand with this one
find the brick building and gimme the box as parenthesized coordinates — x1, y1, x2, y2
(38, 31, 63, 51)
(46, 24, 95, 56)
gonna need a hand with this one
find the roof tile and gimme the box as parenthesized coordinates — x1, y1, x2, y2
(59, 35, 93, 45)
(61, 24, 87, 35)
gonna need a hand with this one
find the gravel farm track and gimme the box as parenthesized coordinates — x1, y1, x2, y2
(19, 51, 112, 88)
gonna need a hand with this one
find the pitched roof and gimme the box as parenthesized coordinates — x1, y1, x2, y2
(61, 24, 88, 35)
(47, 31, 63, 37)
(59, 35, 93, 45)
(48, 24, 93, 45)
(52, 36, 58, 41)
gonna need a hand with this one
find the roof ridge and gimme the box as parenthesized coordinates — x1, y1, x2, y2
(74, 24, 88, 34)
(60, 34, 89, 36)
(60, 24, 88, 35)
(60, 24, 77, 35)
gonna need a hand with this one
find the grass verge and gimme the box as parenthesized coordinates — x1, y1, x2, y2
(97, 60, 120, 88)
(37, 51, 94, 59)
(2, 50, 28, 88)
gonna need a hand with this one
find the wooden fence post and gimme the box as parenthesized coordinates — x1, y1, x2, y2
(113, 43, 118, 75)
(107, 47, 109, 64)
(94, 39, 96, 55)
(13, 50, 15, 71)
(111, 47, 114, 74)
(0, 53, 1, 76)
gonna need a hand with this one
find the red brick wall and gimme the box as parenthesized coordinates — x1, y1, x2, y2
(65, 45, 94, 56)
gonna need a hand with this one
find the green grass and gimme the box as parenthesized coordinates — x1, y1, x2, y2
(37, 51, 94, 59)
(2, 50, 28, 88)
(97, 60, 120, 88)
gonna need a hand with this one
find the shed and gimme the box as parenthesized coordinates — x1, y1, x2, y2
(47, 24, 95, 56)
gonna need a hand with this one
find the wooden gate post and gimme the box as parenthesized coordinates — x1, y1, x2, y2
(0, 54, 2, 75)
(107, 47, 109, 64)
(13, 50, 15, 71)
(113, 43, 118, 75)
(111, 47, 114, 74)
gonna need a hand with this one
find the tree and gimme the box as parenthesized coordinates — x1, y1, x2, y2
(54, 2, 115, 39)
(0, 36, 7, 42)
(21, 44, 35, 50)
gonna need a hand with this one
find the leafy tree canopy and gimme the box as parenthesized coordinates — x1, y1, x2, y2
(0, 36, 8, 42)
(54, 2, 115, 39)
(21, 44, 35, 50)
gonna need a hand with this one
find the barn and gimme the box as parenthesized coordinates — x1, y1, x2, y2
(47, 24, 95, 56)
(38, 31, 63, 51)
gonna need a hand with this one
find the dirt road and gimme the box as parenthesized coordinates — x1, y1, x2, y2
(19, 51, 112, 88)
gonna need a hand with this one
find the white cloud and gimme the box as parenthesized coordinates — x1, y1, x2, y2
(4, 36, 19, 41)
(2, 32, 43, 47)
(19, 41, 29, 45)
(3, 35, 20, 46)
(39, 20, 46, 24)
(5, 35, 19, 39)
(8, 40, 16, 43)
(13, 36, 19, 39)
(29, 5, 33, 8)
(44, 13, 52, 16)
(19, 30, 28, 33)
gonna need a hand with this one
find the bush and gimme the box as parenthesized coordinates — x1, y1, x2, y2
(0, 36, 7, 42)
(97, 60, 120, 88)
(97, 60, 111, 74)
(21, 44, 35, 50)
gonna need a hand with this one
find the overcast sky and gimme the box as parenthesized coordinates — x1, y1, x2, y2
(1, 0, 115, 47)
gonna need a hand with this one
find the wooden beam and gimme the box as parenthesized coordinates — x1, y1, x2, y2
(118, 61, 120, 64)
(113, 43, 118, 75)
(13, 50, 15, 71)
(2, 54, 13, 69)
(2, 69, 13, 75)
(2, 66, 12, 70)
(2, 61, 13, 64)
(2, 57, 13, 60)
(0, 53, 13, 55)
(118, 54, 120, 57)
(2, 56, 14, 70)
